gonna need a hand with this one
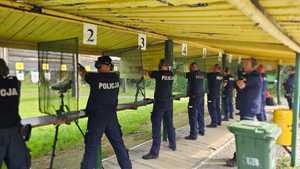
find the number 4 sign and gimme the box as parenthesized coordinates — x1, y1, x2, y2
(138, 33, 146, 50)
(83, 23, 97, 45)
(182, 43, 188, 56)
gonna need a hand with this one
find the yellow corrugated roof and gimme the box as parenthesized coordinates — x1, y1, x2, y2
(0, 0, 299, 64)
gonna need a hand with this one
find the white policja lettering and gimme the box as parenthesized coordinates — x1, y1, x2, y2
(161, 76, 173, 80)
(0, 88, 18, 97)
(99, 82, 120, 90)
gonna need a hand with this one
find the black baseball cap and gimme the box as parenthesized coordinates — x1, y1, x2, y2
(95, 55, 112, 68)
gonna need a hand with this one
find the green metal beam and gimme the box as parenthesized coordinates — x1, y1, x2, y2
(276, 65, 282, 105)
(291, 52, 300, 167)
(163, 39, 174, 142)
(96, 145, 102, 169)
(165, 39, 174, 66)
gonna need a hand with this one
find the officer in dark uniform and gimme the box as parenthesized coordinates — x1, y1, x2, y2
(143, 59, 176, 160)
(222, 67, 235, 121)
(283, 66, 295, 109)
(257, 64, 267, 121)
(184, 62, 205, 140)
(235, 67, 246, 115)
(79, 56, 132, 169)
(0, 59, 31, 169)
(207, 64, 223, 128)
(226, 57, 263, 167)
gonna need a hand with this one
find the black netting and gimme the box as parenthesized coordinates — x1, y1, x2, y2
(38, 38, 79, 116)
(116, 48, 147, 104)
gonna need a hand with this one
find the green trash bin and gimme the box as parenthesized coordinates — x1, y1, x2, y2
(228, 120, 281, 169)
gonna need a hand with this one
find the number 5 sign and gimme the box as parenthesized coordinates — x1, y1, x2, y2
(138, 33, 147, 50)
(83, 23, 97, 45)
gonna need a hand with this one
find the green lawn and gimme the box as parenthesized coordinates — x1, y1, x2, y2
(19, 82, 188, 158)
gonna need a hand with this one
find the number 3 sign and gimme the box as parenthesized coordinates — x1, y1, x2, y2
(83, 23, 97, 45)
(138, 33, 147, 50)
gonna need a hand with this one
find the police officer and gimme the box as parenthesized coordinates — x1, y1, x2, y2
(226, 57, 263, 167)
(79, 56, 132, 169)
(142, 59, 176, 160)
(207, 64, 223, 128)
(235, 67, 246, 115)
(257, 64, 267, 121)
(222, 67, 235, 121)
(184, 62, 205, 140)
(0, 59, 31, 169)
(283, 66, 295, 109)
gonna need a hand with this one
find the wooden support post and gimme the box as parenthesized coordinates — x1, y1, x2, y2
(291, 52, 300, 167)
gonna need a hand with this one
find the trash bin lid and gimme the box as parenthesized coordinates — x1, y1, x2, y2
(228, 120, 281, 139)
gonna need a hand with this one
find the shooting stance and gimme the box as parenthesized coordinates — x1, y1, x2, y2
(79, 56, 132, 169)
(0, 59, 31, 169)
(184, 62, 205, 140)
(283, 66, 295, 109)
(256, 64, 267, 121)
(222, 67, 235, 121)
(142, 59, 176, 160)
(206, 64, 223, 128)
(226, 57, 263, 167)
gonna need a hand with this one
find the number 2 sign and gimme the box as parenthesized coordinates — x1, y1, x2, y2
(138, 33, 147, 50)
(83, 23, 97, 45)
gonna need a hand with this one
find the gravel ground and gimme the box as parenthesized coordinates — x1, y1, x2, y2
(199, 135, 298, 169)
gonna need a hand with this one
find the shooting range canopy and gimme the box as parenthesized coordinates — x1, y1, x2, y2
(0, 0, 299, 65)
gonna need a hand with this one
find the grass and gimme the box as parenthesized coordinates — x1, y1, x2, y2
(19, 82, 188, 158)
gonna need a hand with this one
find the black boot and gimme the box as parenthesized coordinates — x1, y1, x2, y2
(206, 124, 217, 128)
(169, 145, 176, 151)
(184, 135, 197, 140)
(142, 153, 158, 160)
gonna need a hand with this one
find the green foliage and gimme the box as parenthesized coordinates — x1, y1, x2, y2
(173, 75, 187, 95)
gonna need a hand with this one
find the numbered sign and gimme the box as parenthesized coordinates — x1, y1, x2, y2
(16, 71, 24, 81)
(61, 64, 68, 71)
(182, 43, 188, 56)
(138, 33, 147, 50)
(238, 56, 242, 64)
(83, 23, 97, 45)
(202, 48, 207, 58)
(31, 71, 39, 83)
(218, 52, 223, 62)
(15, 62, 24, 70)
(266, 64, 272, 71)
(44, 72, 51, 81)
(228, 55, 232, 63)
(42, 63, 49, 71)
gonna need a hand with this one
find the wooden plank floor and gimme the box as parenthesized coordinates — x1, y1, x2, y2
(102, 120, 236, 169)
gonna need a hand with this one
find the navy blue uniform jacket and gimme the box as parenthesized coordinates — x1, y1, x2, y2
(85, 72, 120, 112)
(0, 76, 21, 129)
(150, 71, 173, 101)
(239, 71, 263, 117)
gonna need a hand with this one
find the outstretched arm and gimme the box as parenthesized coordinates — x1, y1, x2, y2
(78, 63, 87, 80)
